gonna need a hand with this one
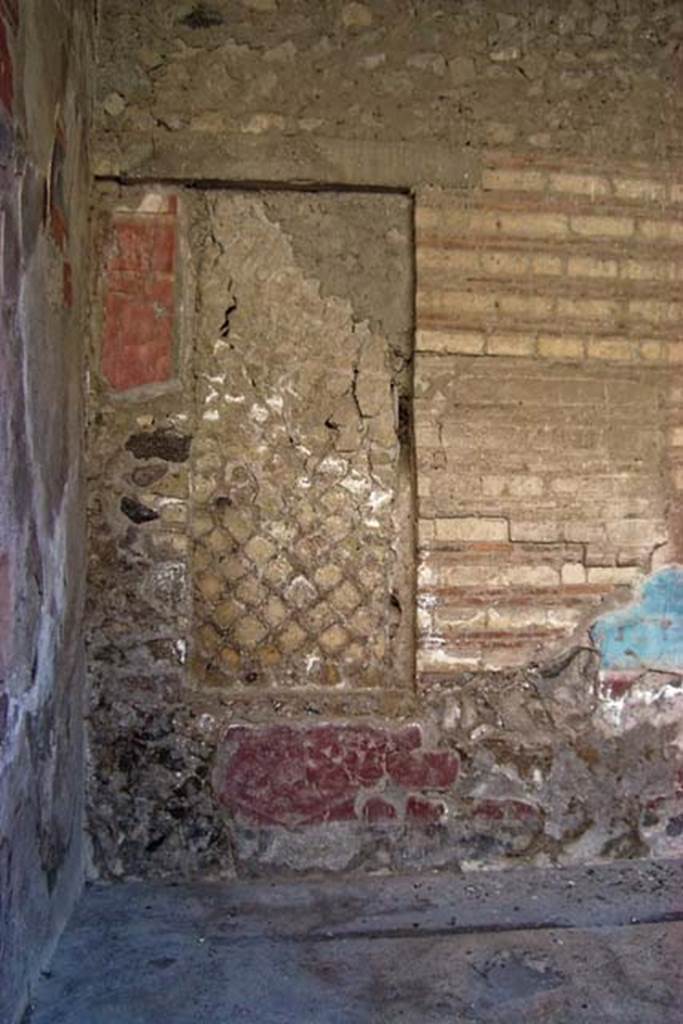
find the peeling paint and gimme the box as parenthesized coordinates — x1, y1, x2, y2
(592, 567, 683, 677)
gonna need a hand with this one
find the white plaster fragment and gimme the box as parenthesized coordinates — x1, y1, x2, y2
(443, 701, 461, 730)
(137, 192, 167, 213)
(368, 489, 391, 511)
(461, 860, 491, 871)
(417, 563, 439, 586)
(243, 113, 286, 134)
(341, 473, 369, 496)
(250, 404, 269, 424)
(269, 522, 296, 544)
(212, 340, 233, 355)
(417, 608, 432, 631)
(640, 683, 683, 705)
(360, 53, 386, 69)
(318, 455, 348, 476)
(419, 640, 479, 670)
(598, 678, 683, 738)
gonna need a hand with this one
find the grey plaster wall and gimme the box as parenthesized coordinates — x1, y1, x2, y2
(0, 2, 93, 1021)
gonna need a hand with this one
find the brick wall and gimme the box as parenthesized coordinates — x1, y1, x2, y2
(416, 159, 680, 677)
(88, 161, 683, 877)
(88, 0, 683, 878)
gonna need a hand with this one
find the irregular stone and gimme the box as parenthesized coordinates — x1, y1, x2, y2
(276, 621, 306, 653)
(232, 615, 267, 649)
(319, 624, 349, 653)
(490, 46, 521, 62)
(264, 41, 296, 62)
(242, 113, 285, 134)
(179, 5, 224, 29)
(120, 496, 159, 524)
(125, 430, 191, 463)
(240, 0, 277, 10)
(407, 53, 446, 76)
(284, 575, 318, 610)
(103, 91, 126, 117)
(341, 2, 373, 28)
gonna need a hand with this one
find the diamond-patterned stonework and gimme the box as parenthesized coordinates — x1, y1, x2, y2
(189, 193, 412, 689)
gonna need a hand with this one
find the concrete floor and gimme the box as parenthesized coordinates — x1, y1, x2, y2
(29, 859, 683, 1023)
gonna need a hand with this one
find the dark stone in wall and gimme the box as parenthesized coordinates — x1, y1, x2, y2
(0, 117, 11, 163)
(125, 429, 191, 463)
(120, 495, 160, 524)
(0, 692, 7, 740)
(179, 5, 223, 30)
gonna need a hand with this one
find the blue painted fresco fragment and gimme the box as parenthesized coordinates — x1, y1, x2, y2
(591, 567, 683, 674)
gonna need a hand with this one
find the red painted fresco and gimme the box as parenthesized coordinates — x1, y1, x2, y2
(0, 16, 13, 116)
(101, 202, 177, 391)
(216, 723, 459, 828)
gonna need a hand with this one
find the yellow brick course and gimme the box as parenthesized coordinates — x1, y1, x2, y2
(548, 172, 610, 197)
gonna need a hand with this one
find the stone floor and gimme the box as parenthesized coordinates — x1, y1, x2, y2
(29, 858, 683, 1023)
